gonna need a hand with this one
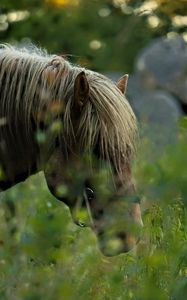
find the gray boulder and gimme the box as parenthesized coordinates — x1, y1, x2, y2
(135, 36, 187, 104)
(127, 75, 183, 146)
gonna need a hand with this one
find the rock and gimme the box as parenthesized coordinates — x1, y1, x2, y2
(127, 75, 183, 146)
(135, 36, 187, 104)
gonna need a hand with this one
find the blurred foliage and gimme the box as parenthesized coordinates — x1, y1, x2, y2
(0, 0, 187, 299)
(0, 0, 186, 72)
(0, 121, 187, 299)
(155, 0, 187, 16)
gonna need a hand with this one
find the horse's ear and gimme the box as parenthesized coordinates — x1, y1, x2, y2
(116, 74, 129, 94)
(74, 71, 89, 110)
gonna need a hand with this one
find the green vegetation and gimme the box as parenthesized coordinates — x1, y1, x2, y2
(0, 1, 187, 299)
(0, 0, 186, 72)
(0, 121, 187, 300)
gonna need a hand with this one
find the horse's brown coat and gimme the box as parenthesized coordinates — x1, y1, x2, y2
(0, 44, 142, 256)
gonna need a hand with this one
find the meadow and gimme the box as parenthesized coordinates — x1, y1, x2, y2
(0, 0, 186, 299)
(0, 119, 187, 300)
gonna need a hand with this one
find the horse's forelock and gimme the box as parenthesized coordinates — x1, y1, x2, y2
(64, 70, 137, 178)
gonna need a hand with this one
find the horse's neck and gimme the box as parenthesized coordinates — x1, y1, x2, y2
(0, 50, 67, 190)
(0, 123, 39, 190)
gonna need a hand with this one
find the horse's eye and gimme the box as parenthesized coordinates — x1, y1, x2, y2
(85, 187, 94, 200)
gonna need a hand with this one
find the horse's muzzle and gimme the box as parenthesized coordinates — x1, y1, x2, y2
(97, 231, 139, 256)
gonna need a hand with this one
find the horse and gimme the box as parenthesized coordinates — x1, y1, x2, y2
(0, 44, 142, 256)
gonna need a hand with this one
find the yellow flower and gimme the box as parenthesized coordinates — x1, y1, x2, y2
(46, 0, 79, 7)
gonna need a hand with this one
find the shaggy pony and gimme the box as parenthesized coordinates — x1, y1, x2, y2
(0, 44, 141, 256)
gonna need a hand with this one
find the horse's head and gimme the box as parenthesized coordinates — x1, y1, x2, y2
(0, 45, 142, 255)
(44, 68, 143, 256)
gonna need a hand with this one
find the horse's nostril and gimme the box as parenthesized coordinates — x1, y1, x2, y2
(94, 208, 104, 220)
(97, 229, 104, 237)
(117, 231, 127, 240)
(74, 220, 86, 227)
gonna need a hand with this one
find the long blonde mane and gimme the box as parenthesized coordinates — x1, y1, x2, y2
(0, 44, 137, 176)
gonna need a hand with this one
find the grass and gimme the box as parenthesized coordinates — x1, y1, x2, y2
(1, 121, 187, 300)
